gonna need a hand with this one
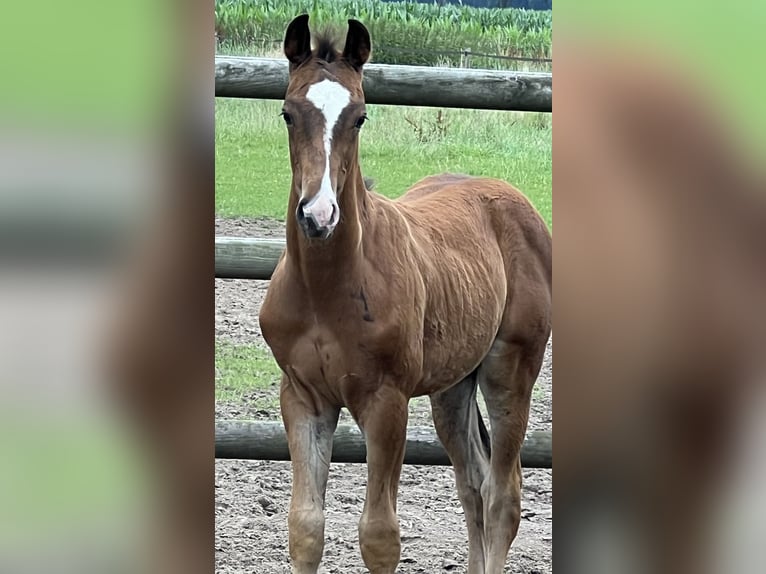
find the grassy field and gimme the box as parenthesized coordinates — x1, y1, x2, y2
(216, 343, 283, 405)
(215, 99, 552, 226)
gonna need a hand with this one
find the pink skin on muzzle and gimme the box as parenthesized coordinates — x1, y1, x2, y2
(302, 188, 339, 230)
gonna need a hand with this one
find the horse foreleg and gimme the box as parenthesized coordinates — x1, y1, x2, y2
(280, 373, 340, 574)
(354, 385, 408, 574)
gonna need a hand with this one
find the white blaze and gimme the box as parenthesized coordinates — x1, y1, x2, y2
(303, 79, 350, 228)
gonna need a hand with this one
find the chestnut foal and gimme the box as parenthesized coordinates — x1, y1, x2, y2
(259, 15, 552, 574)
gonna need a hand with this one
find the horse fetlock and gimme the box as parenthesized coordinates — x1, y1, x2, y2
(288, 508, 325, 568)
(358, 515, 401, 572)
(483, 496, 521, 572)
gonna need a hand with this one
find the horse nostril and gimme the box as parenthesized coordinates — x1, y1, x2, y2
(295, 199, 320, 237)
(295, 199, 308, 222)
(331, 204, 338, 223)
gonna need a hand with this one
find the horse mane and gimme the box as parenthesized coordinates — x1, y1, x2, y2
(313, 30, 341, 64)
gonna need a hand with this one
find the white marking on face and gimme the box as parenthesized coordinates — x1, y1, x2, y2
(302, 79, 350, 229)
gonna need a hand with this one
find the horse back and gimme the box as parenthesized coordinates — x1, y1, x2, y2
(397, 174, 551, 269)
(398, 173, 475, 202)
(399, 173, 552, 264)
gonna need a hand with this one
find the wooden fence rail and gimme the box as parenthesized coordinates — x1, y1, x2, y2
(216, 421, 552, 468)
(215, 56, 552, 112)
(215, 236, 284, 280)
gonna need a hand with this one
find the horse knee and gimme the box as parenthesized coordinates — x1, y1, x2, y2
(288, 508, 325, 569)
(358, 513, 400, 572)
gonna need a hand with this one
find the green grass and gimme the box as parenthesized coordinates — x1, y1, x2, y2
(216, 342, 282, 406)
(215, 98, 552, 227)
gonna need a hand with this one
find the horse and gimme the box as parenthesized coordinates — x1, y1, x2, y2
(258, 15, 552, 574)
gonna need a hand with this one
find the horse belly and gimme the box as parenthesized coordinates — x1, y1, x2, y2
(415, 336, 494, 396)
(416, 291, 505, 396)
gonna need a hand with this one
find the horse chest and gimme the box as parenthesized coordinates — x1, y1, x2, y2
(274, 319, 375, 380)
(261, 272, 421, 396)
(288, 329, 345, 385)
(273, 310, 414, 395)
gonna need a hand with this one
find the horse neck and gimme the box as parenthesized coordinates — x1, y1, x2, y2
(285, 163, 368, 286)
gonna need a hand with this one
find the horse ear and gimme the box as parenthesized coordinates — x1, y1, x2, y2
(342, 19, 371, 70)
(284, 14, 312, 70)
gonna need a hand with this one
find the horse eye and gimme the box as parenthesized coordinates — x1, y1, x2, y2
(280, 111, 293, 126)
(354, 114, 367, 129)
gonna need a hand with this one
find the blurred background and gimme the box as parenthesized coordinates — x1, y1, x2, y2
(554, 1, 766, 573)
(0, 1, 213, 573)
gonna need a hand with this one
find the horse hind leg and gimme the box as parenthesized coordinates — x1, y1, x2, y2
(430, 373, 491, 574)
(478, 328, 548, 573)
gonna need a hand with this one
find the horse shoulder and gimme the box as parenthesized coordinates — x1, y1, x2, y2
(258, 266, 308, 363)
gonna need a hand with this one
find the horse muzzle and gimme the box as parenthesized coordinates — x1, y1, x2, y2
(296, 193, 339, 239)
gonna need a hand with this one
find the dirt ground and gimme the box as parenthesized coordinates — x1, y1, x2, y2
(215, 217, 552, 573)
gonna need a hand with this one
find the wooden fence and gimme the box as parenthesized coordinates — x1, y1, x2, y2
(215, 237, 284, 280)
(215, 56, 552, 112)
(217, 421, 552, 468)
